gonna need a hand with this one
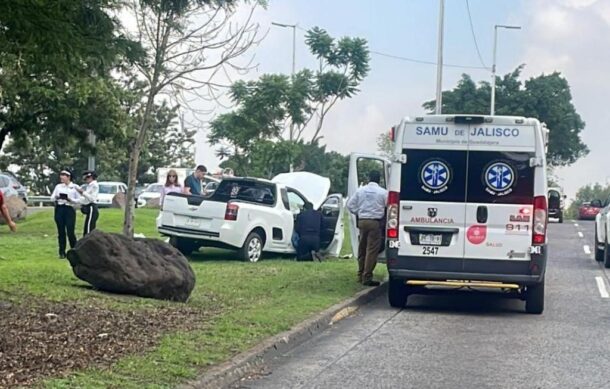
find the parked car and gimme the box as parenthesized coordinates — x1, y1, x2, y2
(137, 183, 163, 207)
(595, 197, 610, 267)
(97, 181, 127, 207)
(547, 187, 565, 223)
(157, 172, 344, 261)
(579, 200, 603, 220)
(0, 172, 27, 203)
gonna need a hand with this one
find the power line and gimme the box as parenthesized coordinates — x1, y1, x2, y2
(293, 24, 489, 71)
(371, 50, 489, 70)
(465, 0, 488, 69)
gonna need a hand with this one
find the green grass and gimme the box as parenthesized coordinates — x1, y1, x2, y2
(1, 208, 386, 388)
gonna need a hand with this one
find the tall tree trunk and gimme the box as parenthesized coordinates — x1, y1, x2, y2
(122, 95, 156, 237)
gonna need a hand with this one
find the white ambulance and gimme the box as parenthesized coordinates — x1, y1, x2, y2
(349, 115, 548, 314)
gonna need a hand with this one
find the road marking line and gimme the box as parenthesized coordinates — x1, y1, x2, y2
(584, 245, 592, 255)
(574, 223, 579, 227)
(595, 276, 609, 298)
(578, 232, 584, 238)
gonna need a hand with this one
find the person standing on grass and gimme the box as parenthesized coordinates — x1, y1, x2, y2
(184, 165, 207, 196)
(76, 170, 99, 236)
(346, 170, 388, 286)
(160, 169, 183, 206)
(0, 191, 17, 232)
(50, 170, 81, 259)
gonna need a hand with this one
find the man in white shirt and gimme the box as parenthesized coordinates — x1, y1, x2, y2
(347, 171, 388, 286)
(77, 170, 99, 236)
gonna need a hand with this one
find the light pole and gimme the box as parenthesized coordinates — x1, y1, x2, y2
(271, 22, 296, 78)
(272, 22, 297, 172)
(435, 0, 445, 114)
(491, 24, 521, 115)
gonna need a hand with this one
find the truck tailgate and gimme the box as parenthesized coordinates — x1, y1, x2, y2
(160, 193, 227, 233)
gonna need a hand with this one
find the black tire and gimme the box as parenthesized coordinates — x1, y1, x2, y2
(558, 212, 563, 223)
(525, 280, 545, 314)
(595, 226, 604, 262)
(239, 231, 264, 262)
(604, 237, 610, 269)
(170, 237, 196, 256)
(388, 278, 409, 308)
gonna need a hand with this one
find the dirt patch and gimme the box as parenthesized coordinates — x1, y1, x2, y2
(0, 300, 213, 388)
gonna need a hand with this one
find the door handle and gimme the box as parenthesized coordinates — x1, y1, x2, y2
(477, 205, 488, 224)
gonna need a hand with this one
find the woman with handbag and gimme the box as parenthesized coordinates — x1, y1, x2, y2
(76, 170, 99, 236)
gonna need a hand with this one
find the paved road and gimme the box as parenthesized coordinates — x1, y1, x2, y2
(240, 221, 610, 389)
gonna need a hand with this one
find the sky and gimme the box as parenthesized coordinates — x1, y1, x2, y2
(194, 0, 610, 201)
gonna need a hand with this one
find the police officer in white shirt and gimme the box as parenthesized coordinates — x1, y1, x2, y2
(347, 170, 388, 286)
(50, 170, 81, 258)
(77, 170, 99, 236)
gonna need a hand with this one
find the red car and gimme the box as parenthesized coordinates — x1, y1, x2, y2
(579, 201, 603, 220)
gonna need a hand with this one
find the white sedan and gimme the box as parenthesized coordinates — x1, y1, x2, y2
(137, 183, 163, 207)
(96, 181, 127, 207)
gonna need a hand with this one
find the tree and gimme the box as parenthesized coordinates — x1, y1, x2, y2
(0, 0, 142, 151)
(208, 27, 370, 172)
(377, 132, 393, 159)
(119, 0, 261, 236)
(423, 67, 588, 167)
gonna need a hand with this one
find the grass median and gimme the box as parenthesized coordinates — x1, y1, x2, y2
(0, 208, 386, 388)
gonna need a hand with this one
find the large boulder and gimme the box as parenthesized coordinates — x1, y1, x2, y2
(111, 192, 126, 209)
(67, 230, 196, 302)
(0, 195, 26, 224)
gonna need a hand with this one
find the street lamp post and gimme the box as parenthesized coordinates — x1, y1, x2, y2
(491, 24, 521, 115)
(272, 21, 297, 173)
(435, 0, 445, 114)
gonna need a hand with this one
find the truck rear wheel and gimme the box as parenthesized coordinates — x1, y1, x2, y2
(525, 280, 545, 314)
(170, 237, 197, 256)
(240, 231, 263, 262)
(604, 238, 610, 269)
(388, 278, 409, 308)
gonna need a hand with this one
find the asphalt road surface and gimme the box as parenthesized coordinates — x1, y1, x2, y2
(240, 221, 610, 389)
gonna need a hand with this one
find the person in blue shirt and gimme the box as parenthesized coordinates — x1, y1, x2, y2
(347, 170, 388, 286)
(184, 165, 207, 196)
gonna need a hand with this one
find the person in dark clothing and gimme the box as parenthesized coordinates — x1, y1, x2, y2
(184, 165, 207, 196)
(50, 170, 81, 258)
(294, 202, 323, 261)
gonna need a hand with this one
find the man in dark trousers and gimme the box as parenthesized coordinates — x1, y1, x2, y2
(294, 202, 323, 261)
(347, 170, 388, 286)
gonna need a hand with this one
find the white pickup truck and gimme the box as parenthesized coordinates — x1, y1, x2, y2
(157, 172, 344, 261)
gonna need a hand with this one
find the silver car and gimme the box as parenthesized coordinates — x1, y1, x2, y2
(0, 173, 25, 202)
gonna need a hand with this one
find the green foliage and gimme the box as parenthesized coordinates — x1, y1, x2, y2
(377, 132, 394, 159)
(423, 67, 588, 167)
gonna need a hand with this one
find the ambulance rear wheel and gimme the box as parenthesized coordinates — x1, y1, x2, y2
(388, 278, 409, 308)
(525, 280, 545, 314)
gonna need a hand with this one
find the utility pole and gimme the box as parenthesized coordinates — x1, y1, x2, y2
(435, 0, 445, 114)
(491, 24, 521, 115)
(272, 21, 297, 172)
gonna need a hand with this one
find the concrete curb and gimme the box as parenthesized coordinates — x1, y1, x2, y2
(181, 282, 388, 389)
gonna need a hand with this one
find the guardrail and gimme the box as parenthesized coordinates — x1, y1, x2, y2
(28, 196, 54, 207)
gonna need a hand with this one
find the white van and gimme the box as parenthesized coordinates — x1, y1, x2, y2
(350, 115, 548, 314)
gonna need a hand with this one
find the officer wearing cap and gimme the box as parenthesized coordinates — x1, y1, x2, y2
(50, 170, 81, 258)
(76, 170, 99, 235)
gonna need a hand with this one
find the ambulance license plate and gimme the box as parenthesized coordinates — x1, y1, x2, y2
(419, 234, 442, 246)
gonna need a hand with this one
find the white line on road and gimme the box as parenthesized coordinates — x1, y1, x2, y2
(578, 232, 584, 238)
(584, 245, 592, 255)
(595, 276, 609, 298)
(574, 223, 579, 227)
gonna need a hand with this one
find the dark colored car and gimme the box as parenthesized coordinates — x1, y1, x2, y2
(579, 200, 603, 220)
(548, 188, 565, 223)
